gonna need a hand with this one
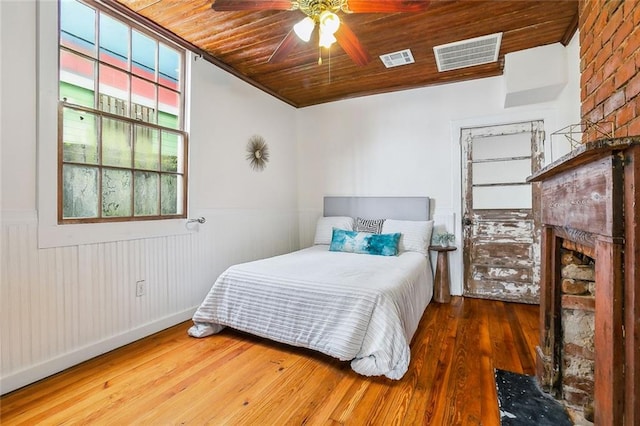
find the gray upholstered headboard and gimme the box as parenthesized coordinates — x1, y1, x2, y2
(323, 196, 431, 221)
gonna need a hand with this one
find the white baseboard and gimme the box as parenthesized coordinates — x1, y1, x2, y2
(0, 307, 197, 395)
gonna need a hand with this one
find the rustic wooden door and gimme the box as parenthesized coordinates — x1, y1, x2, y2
(461, 121, 544, 303)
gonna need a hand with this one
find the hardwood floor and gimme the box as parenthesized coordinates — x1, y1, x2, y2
(1, 297, 539, 425)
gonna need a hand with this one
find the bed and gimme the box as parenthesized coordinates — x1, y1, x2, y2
(188, 196, 434, 379)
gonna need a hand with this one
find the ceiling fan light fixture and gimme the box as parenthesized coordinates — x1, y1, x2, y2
(319, 29, 336, 48)
(294, 17, 315, 42)
(319, 10, 340, 35)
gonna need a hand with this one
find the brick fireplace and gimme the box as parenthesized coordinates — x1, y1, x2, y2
(528, 137, 639, 425)
(526, 2, 640, 424)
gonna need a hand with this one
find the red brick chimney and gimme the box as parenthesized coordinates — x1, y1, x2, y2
(580, 0, 640, 141)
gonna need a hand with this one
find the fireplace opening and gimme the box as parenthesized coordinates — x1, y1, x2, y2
(560, 241, 595, 423)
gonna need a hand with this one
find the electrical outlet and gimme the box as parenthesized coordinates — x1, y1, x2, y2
(136, 280, 146, 297)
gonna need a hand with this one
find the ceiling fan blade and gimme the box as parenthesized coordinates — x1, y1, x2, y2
(268, 29, 300, 63)
(334, 21, 371, 66)
(344, 0, 430, 13)
(211, 0, 295, 11)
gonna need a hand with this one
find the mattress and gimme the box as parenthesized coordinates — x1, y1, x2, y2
(189, 245, 433, 379)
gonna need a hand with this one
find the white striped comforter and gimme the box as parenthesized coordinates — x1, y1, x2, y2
(189, 245, 433, 379)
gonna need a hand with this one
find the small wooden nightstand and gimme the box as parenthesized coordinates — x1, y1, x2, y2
(429, 245, 457, 303)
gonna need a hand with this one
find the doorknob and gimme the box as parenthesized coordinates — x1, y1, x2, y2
(463, 218, 472, 226)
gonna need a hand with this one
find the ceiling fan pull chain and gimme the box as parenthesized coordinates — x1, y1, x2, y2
(318, 45, 322, 65)
(328, 47, 331, 82)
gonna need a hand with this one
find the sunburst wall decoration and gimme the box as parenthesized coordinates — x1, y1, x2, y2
(246, 135, 270, 171)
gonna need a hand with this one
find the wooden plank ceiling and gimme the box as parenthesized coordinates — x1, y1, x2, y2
(111, 0, 579, 108)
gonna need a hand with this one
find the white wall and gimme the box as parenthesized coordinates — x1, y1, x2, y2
(1, 0, 38, 212)
(295, 34, 581, 295)
(0, 0, 298, 394)
(504, 43, 568, 108)
(552, 32, 582, 163)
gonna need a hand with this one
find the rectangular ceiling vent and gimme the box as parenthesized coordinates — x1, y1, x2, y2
(379, 49, 415, 68)
(434, 32, 502, 72)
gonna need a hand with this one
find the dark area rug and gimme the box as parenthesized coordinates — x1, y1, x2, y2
(495, 369, 573, 425)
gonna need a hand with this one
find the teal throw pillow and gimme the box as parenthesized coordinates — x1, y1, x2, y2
(329, 228, 401, 256)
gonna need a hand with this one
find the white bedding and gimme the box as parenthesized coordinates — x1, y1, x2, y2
(189, 245, 433, 379)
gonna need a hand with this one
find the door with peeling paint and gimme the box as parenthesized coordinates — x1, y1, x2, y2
(461, 121, 544, 303)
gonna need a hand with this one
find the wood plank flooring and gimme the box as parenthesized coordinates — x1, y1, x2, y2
(1, 297, 539, 425)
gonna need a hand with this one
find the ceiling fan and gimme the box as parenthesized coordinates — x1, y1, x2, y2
(211, 0, 431, 66)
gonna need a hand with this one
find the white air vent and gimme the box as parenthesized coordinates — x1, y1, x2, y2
(379, 49, 415, 68)
(434, 32, 502, 72)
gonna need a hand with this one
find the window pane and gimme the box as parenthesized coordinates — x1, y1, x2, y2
(473, 184, 532, 209)
(161, 130, 182, 172)
(102, 118, 132, 168)
(132, 30, 156, 79)
(99, 13, 129, 68)
(472, 132, 531, 161)
(62, 108, 98, 164)
(60, 0, 96, 57)
(473, 159, 531, 185)
(158, 87, 179, 129)
(161, 174, 182, 215)
(102, 169, 132, 217)
(134, 125, 160, 170)
(99, 65, 129, 117)
(60, 50, 95, 107)
(134, 171, 159, 216)
(159, 43, 180, 90)
(131, 76, 156, 123)
(63, 164, 98, 218)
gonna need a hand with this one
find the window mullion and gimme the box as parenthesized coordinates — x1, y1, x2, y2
(129, 122, 135, 217)
(97, 113, 103, 219)
(127, 25, 132, 122)
(158, 130, 162, 215)
(154, 39, 159, 125)
(57, 103, 65, 222)
(93, 10, 99, 110)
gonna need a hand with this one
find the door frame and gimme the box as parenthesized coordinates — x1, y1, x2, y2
(448, 109, 559, 296)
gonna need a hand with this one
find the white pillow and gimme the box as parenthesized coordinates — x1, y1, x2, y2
(313, 216, 354, 245)
(381, 219, 434, 255)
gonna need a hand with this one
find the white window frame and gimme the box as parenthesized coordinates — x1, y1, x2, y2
(37, 0, 192, 248)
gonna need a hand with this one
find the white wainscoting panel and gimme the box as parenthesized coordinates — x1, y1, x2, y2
(0, 208, 299, 394)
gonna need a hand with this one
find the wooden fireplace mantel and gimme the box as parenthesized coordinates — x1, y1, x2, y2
(528, 137, 640, 425)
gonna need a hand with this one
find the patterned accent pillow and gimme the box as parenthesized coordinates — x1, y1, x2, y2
(329, 229, 400, 256)
(355, 217, 385, 234)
